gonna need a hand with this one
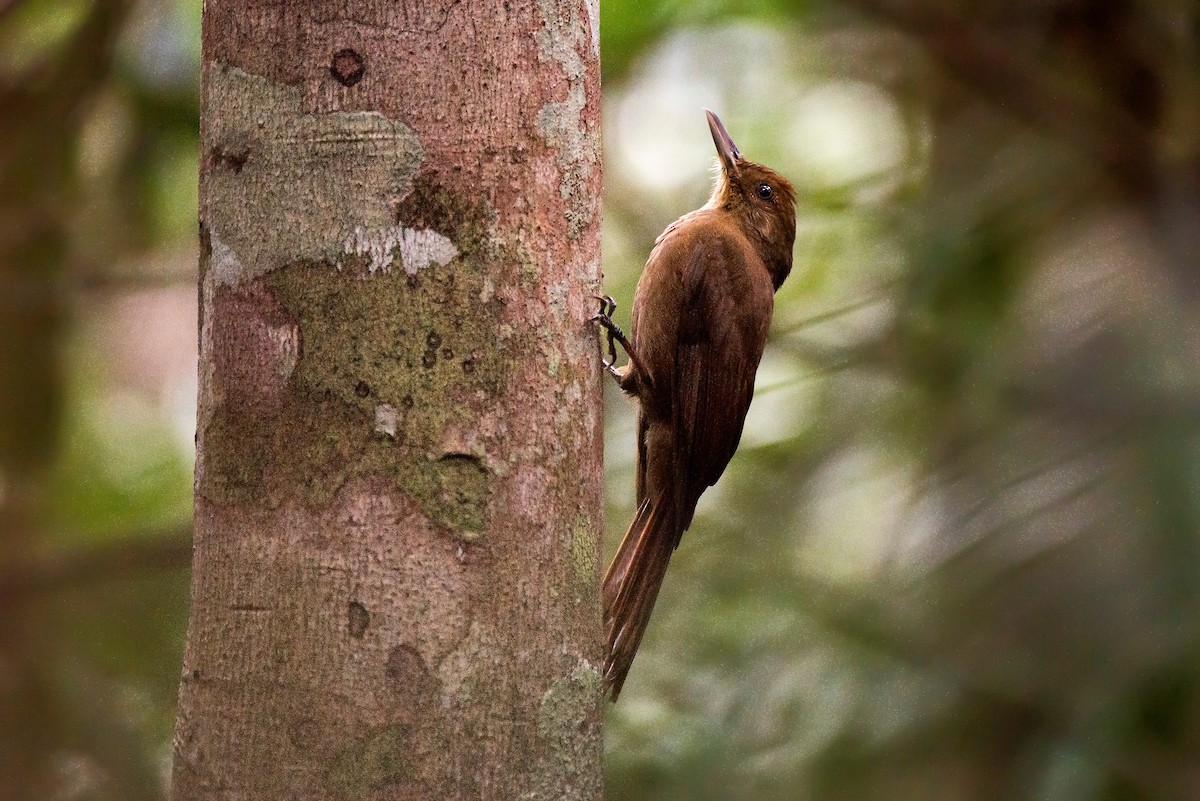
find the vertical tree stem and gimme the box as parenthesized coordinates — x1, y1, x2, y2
(173, 2, 603, 798)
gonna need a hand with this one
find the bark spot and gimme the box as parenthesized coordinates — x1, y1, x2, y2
(385, 644, 442, 725)
(290, 717, 319, 750)
(210, 141, 250, 173)
(348, 601, 370, 638)
(374, 403, 399, 438)
(386, 644, 436, 695)
(330, 48, 365, 87)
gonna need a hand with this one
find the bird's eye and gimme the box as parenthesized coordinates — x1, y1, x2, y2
(756, 183, 774, 201)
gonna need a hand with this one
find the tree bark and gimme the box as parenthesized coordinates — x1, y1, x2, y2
(172, 2, 603, 799)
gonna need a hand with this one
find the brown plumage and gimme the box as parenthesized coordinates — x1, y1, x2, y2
(593, 111, 797, 700)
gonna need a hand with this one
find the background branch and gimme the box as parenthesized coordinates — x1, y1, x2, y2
(0, 526, 192, 603)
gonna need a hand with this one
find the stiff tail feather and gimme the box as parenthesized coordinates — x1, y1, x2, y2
(602, 497, 678, 700)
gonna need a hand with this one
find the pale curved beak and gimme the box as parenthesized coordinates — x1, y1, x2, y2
(704, 109, 741, 175)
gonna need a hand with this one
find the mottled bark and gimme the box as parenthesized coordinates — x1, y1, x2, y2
(172, 2, 603, 799)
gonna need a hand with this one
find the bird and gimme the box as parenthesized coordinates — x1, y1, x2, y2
(592, 110, 797, 700)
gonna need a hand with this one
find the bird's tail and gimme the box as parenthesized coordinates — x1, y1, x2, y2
(602, 497, 678, 700)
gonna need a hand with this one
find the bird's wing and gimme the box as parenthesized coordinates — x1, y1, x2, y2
(669, 235, 767, 538)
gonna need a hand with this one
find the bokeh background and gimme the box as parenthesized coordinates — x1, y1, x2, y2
(2, 0, 1199, 798)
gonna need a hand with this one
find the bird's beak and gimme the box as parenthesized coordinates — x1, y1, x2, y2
(705, 109, 741, 176)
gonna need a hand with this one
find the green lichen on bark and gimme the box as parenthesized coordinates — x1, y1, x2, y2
(567, 512, 598, 602)
(533, 0, 599, 240)
(199, 179, 513, 538)
(402, 454, 490, 541)
(328, 723, 411, 798)
(520, 661, 603, 801)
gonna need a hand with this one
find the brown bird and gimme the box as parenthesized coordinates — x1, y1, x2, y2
(593, 110, 797, 700)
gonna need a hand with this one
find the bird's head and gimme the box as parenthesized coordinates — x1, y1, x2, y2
(704, 109, 796, 290)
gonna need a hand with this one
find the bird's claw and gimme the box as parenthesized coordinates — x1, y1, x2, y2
(597, 295, 617, 319)
(589, 294, 617, 324)
(590, 294, 621, 368)
(590, 293, 646, 393)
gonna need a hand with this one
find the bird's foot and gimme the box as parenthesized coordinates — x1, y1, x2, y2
(591, 294, 617, 322)
(590, 295, 624, 378)
(591, 294, 648, 392)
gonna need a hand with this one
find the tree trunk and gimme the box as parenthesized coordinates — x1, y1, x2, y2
(172, 2, 603, 799)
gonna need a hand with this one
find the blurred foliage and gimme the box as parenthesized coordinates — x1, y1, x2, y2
(0, 0, 196, 798)
(599, 0, 806, 80)
(600, 2, 1200, 800)
(1, 0, 1198, 799)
